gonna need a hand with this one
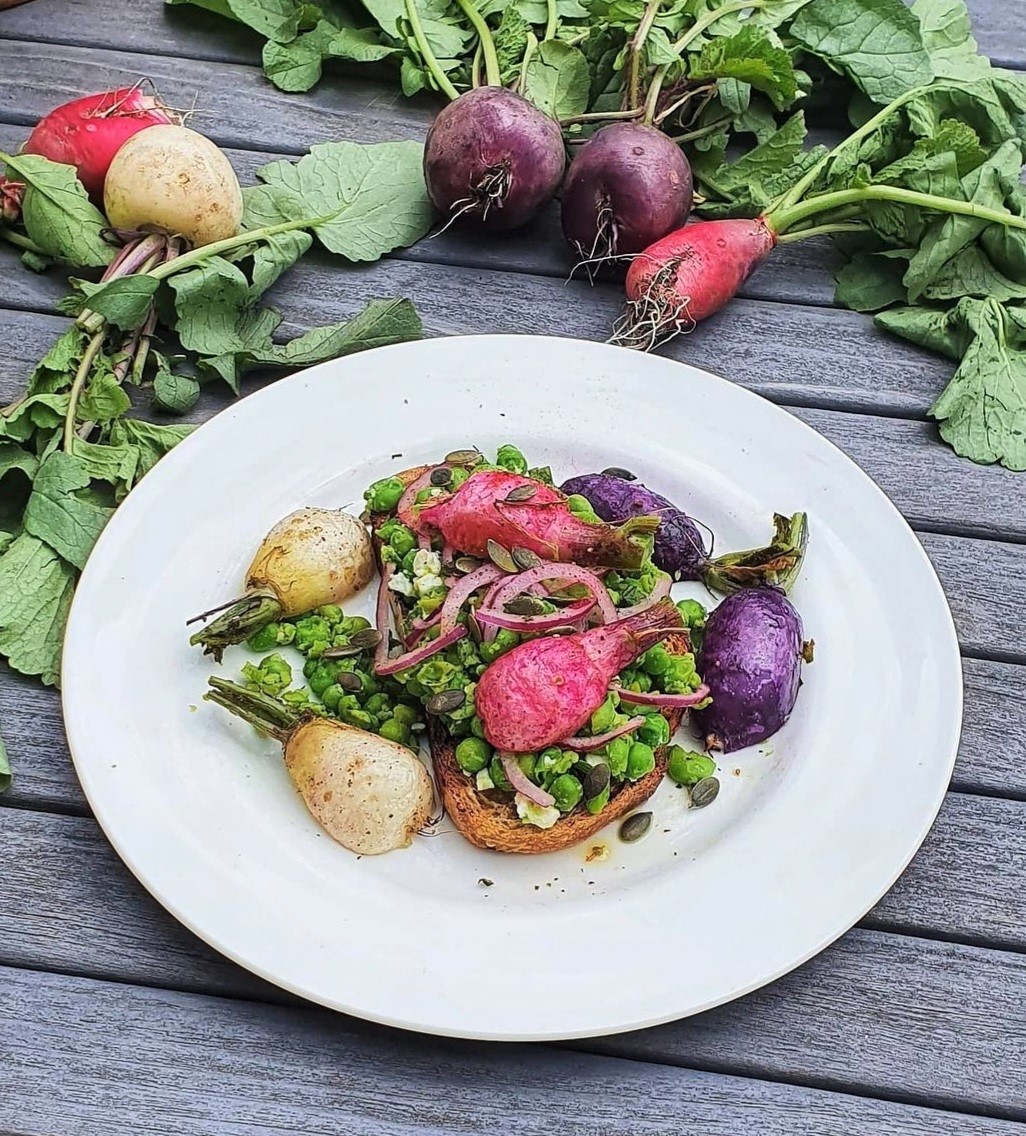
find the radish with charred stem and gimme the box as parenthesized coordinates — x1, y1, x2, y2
(205, 678, 435, 855)
(190, 508, 374, 658)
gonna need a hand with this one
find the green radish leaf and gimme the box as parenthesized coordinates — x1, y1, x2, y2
(328, 26, 401, 62)
(911, 0, 992, 84)
(262, 22, 337, 91)
(494, 6, 531, 80)
(253, 141, 433, 262)
(514, 0, 588, 21)
(167, 0, 302, 40)
(240, 185, 314, 299)
(69, 438, 141, 493)
(522, 40, 591, 120)
(79, 364, 132, 424)
(0, 533, 76, 685)
(789, 0, 933, 104)
(0, 716, 10, 794)
(834, 251, 910, 311)
(689, 25, 798, 110)
(717, 78, 751, 115)
(74, 276, 160, 331)
(0, 394, 69, 443)
(923, 245, 1026, 303)
(153, 369, 202, 415)
(107, 418, 195, 480)
(25, 328, 87, 396)
(262, 297, 423, 365)
(23, 452, 114, 570)
(21, 250, 53, 274)
(0, 153, 113, 268)
(0, 442, 38, 531)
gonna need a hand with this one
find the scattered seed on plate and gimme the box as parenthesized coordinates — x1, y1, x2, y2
(618, 812, 652, 843)
(486, 539, 518, 572)
(689, 776, 720, 809)
(426, 689, 467, 715)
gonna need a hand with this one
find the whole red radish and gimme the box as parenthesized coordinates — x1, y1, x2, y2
(423, 87, 566, 232)
(613, 217, 777, 350)
(561, 122, 693, 269)
(417, 469, 658, 570)
(23, 87, 179, 203)
(475, 597, 683, 751)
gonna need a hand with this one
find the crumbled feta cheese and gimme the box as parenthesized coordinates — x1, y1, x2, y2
(387, 572, 414, 597)
(475, 769, 495, 791)
(414, 573, 444, 597)
(515, 793, 561, 829)
(412, 549, 442, 578)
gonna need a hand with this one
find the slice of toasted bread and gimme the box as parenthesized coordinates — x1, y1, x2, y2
(371, 462, 688, 854)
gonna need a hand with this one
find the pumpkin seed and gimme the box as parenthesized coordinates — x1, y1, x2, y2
(349, 628, 382, 649)
(504, 595, 547, 617)
(467, 612, 483, 643)
(455, 556, 481, 574)
(583, 762, 611, 801)
(689, 776, 720, 809)
(601, 466, 636, 481)
(486, 539, 518, 573)
(429, 466, 453, 487)
(445, 448, 481, 465)
(321, 644, 363, 659)
(618, 812, 652, 843)
(512, 546, 542, 570)
(335, 672, 363, 692)
(425, 689, 467, 715)
(572, 760, 593, 780)
(504, 484, 538, 503)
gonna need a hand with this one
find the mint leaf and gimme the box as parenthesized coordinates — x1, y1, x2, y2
(0, 153, 113, 268)
(0, 533, 76, 685)
(790, 0, 933, 104)
(522, 41, 591, 119)
(153, 368, 202, 414)
(23, 452, 114, 570)
(689, 25, 798, 110)
(254, 141, 433, 261)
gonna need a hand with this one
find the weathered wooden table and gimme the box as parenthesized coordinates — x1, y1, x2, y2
(2, 3, 1026, 1132)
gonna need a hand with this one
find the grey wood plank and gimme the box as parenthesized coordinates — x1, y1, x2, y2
(3, 964, 1026, 1133)
(956, 658, 1026, 797)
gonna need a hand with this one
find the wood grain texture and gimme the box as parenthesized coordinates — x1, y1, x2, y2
(3, 963, 1026, 1133)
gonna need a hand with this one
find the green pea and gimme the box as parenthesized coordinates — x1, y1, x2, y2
(480, 630, 519, 664)
(378, 717, 408, 744)
(449, 466, 470, 490)
(340, 706, 374, 730)
(317, 604, 343, 625)
(401, 548, 418, 575)
(246, 623, 280, 653)
(667, 746, 716, 786)
(365, 692, 390, 714)
(365, 476, 405, 513)
(676, 598, 707, 632)
(495, 444, 528, 474)
(393, 703, 420, 729)
(470, 715, 487, 738)
(456, 737, 492, 774)
(389, 525, 417, 558)
(517, 753, 537, 779)
(566, 494, 602, 525)
(638, 713, 670, 747)
(585, 784, 611, 815)
(489, 755, 513, 792)
(626, 741, 656, 781)
(306, 662, 340, 698)
(340, 615, 372, 634)
(550, 773, 584, 813)
(590, 694, 617, 735)
(322, 683, 344, 713)
(641, 644, 672, 676)
(605, 736, 631, 778)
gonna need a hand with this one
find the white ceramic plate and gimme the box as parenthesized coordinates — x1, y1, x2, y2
(62, 335, 962, 1041)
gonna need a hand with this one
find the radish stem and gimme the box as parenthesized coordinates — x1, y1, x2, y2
(670, 115, 732, 142)
(775, 221, 870, 244)
(769, 184, 1026, 235)
(519, 32, 538, 93)
(559, 108, 646, 126)
(544, 0, 557, 41)
(644, 0, 766, 123)
(0, 227, 43, 254)
(771, 85, 929, 213)
(62, 330, 105, 454)
(404, 0, 460, 100)
(455, 0, 500, 87)
(628, 0, 664, 111)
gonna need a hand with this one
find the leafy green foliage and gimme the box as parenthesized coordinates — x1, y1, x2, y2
(522, 40, 592, 119)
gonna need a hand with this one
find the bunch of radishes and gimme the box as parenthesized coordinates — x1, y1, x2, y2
(1, 85, 243, 251)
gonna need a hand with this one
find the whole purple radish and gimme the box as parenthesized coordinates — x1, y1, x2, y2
(561, 472, 808, 594)
(561, 122, 693, 268)
(561, 471, 707, 580)
(423, 87, 566, 232)
(693, 587, 806, 753)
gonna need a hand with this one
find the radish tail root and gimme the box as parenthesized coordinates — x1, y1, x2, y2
(608, 259, 695, 351)
(430, 161, 513, 237)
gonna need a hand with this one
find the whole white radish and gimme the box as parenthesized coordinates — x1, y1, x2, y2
(190, 508, 374, 658)
(104, 124, 243, 247)
(205, 678, 435, 855)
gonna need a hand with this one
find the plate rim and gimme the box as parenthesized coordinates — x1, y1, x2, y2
(61, 333, 964, 1041)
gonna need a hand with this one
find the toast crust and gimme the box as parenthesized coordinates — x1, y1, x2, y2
(372, 462, 689, 854)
